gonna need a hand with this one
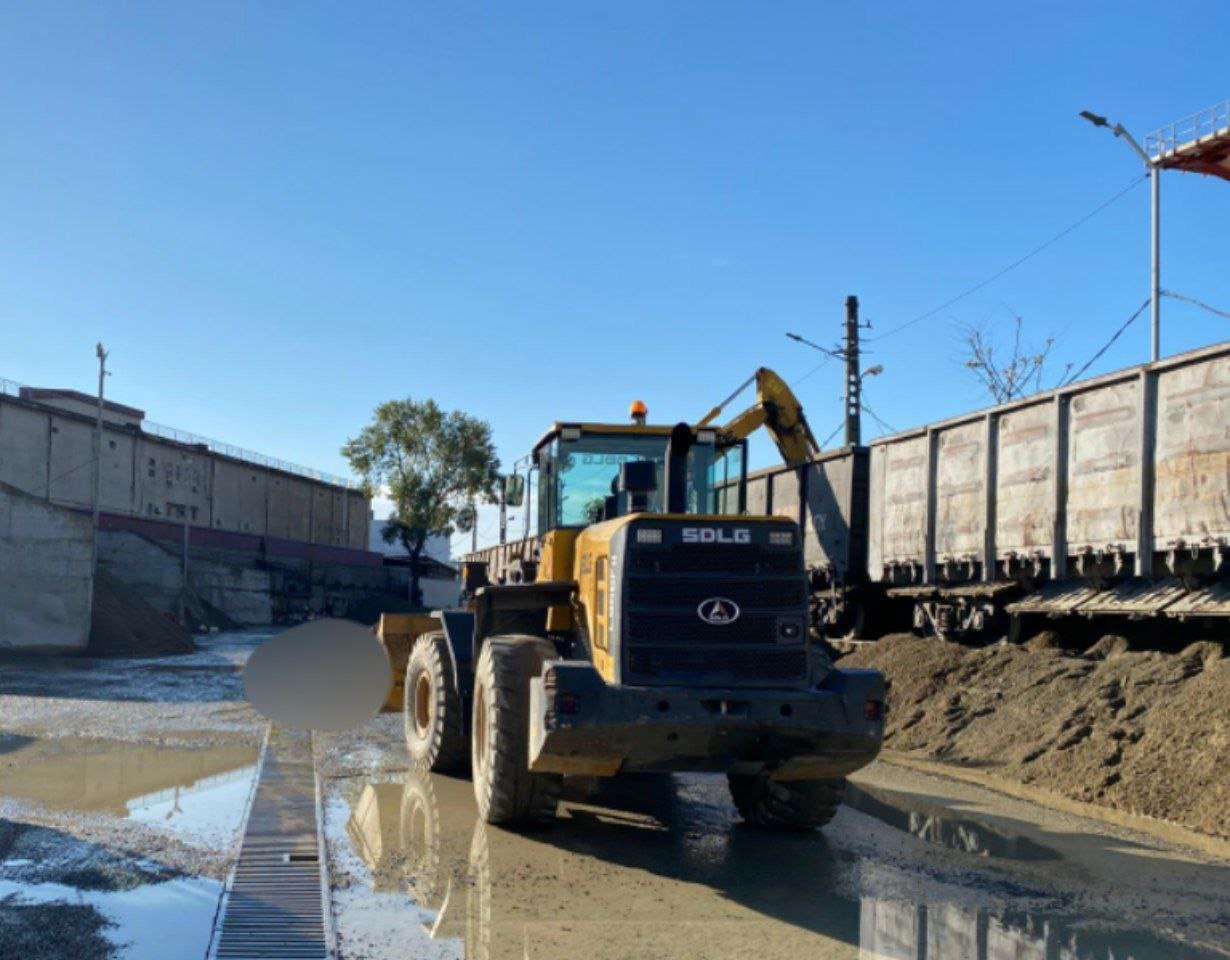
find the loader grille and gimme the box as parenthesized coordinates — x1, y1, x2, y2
(622, 527, 808, 687)
(628, 546, 800, 575)
(626, 611, 784, 645)
(627, 575, 806, 610)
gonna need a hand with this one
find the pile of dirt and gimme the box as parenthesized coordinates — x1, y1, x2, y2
(842, 632, 1230, 839)
(89, 569, 195, 656)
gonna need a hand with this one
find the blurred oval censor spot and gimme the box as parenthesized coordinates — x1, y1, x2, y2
(243, 620, 391, 732)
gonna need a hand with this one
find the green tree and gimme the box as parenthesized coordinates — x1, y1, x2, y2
(343, 399, 499, 606)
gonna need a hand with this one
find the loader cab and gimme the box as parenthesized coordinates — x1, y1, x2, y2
(532, 423, 746, 534)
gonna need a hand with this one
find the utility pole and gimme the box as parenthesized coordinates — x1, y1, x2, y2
(843, 296, 862, 446)
(1080, 110, 1161, 361)
(498, 479, 508, 546)
(91, 343, 109, 575)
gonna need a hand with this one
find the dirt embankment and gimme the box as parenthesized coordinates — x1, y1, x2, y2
(89, 569, 195, 656)
(842, 633, 1230, 839)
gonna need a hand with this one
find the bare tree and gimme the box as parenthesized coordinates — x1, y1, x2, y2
(960, 311, 1069, 403)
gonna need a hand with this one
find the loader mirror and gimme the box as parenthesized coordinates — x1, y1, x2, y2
(619, 460, 657, 494)
(503, 473, 526, 508)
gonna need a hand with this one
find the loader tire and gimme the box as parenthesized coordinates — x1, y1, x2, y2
(727, 774, 846, 831)
(471, 636, 562, 826)
(405, 632, 468, 773)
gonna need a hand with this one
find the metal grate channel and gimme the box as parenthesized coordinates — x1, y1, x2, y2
(213, 726, 331, 959)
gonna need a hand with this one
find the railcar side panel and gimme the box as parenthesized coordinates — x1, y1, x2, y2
(877, 434, 930, 568)
(1065, 380, 1141, 554)
(995, 402, 1055, 560)
(934, 421, 986, 565)
(1153, 354, 1230, 548)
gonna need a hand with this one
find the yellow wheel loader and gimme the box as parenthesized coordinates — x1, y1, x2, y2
(398, 370, 885, 829)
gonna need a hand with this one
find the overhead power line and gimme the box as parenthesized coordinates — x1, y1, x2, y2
(1163, 290, 1230, 319)
(820, 421, 845, 448)
(1063, 298, 1151, 385)
(862, 402, 897, 435)
(870, 174, 1148, 342)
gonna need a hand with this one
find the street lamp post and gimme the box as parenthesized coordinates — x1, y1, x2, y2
(1080, 110, 1161, 362)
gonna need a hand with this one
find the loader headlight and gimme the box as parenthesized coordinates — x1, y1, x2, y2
(636, 528, 663, 544)
(769, 530, 795, 547)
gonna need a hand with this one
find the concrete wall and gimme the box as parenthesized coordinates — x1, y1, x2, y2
(96, 528, 440, 626)
(0, 392, 371, 552)
(0, 483, 93, 651)
(98, 530, 275, 625)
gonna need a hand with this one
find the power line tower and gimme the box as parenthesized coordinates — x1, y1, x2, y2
(843, 296, 862, 446)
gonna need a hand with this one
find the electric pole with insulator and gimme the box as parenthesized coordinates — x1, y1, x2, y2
(843, 296, 861, 446)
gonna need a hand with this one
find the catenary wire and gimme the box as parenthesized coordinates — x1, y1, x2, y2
(869, 174, 1148, 342)
(1062, 298, 1151, 385)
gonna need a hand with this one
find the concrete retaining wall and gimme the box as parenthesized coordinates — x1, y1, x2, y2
(0, 483, 93, 651)
(97, 529, 452, 626)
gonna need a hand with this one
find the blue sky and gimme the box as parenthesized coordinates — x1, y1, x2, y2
(3, 3, 1228, 550)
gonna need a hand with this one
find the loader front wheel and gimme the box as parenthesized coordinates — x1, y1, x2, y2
(727, 774, 846, 830)
(404, 633, 468, 773)
(471, 636, 562, 826)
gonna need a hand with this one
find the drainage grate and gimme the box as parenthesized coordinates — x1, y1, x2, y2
(213, 725, 331, 959)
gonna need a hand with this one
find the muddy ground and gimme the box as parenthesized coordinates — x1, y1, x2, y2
(318, 713, 1230, 960)
(841, 632, 1230, 839)
(0, 632, 270, 959)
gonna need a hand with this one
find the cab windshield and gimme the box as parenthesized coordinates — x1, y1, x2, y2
(538, 432, 723, 529)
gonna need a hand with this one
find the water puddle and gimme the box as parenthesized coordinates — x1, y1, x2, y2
(0, 735, 258, 846)
(0, 875, 222, 960)
(326, 769, 1229, 960)
(843, 783, 1063, 861)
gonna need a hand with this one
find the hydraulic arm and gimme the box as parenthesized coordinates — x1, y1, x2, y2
(698, 367, 821, 467)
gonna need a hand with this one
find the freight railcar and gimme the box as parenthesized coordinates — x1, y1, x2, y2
(865, 339, 1230, 640)
(724, 340, 1230, 642)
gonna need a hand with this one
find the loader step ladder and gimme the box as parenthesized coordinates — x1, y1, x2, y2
(212, 725, 332, 959)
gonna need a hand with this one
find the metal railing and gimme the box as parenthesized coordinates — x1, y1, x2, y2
(1145, 99, 1230, 160)
(142, 420, 356, 488)
(1, 373, 356, 489)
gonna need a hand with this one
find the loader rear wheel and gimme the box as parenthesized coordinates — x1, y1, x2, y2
(404, 632, 468, 773)
(471, 636, 562, 826)
(727, 774, 846, 830)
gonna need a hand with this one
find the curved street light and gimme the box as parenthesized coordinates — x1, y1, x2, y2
(1080, 109, 1160, 361)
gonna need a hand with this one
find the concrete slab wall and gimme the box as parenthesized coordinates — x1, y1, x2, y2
(212, 459, 269, 534)
(346, 490, 369, 551)
(0, 393, 366, 552)
(0, 483, 93, 651)
(268, 475, 313, 542)
(48, 415, 97, 509)
(0, 403, 51, 494)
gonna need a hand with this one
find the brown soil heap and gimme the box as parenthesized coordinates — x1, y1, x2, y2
(842, 633, 1230, 839)
(89, 569, 195, 656)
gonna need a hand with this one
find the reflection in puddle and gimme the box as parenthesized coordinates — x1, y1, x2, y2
(843, 784, 1062, 861)
(336, 770, 1224, 960)
(0, 874, 222, 960)
(0, 736, 258, 845)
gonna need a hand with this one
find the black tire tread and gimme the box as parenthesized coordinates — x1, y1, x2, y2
(727, 774, 846, 830)
(404, 632, 468, 773)
(472, 635, 562, 826)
